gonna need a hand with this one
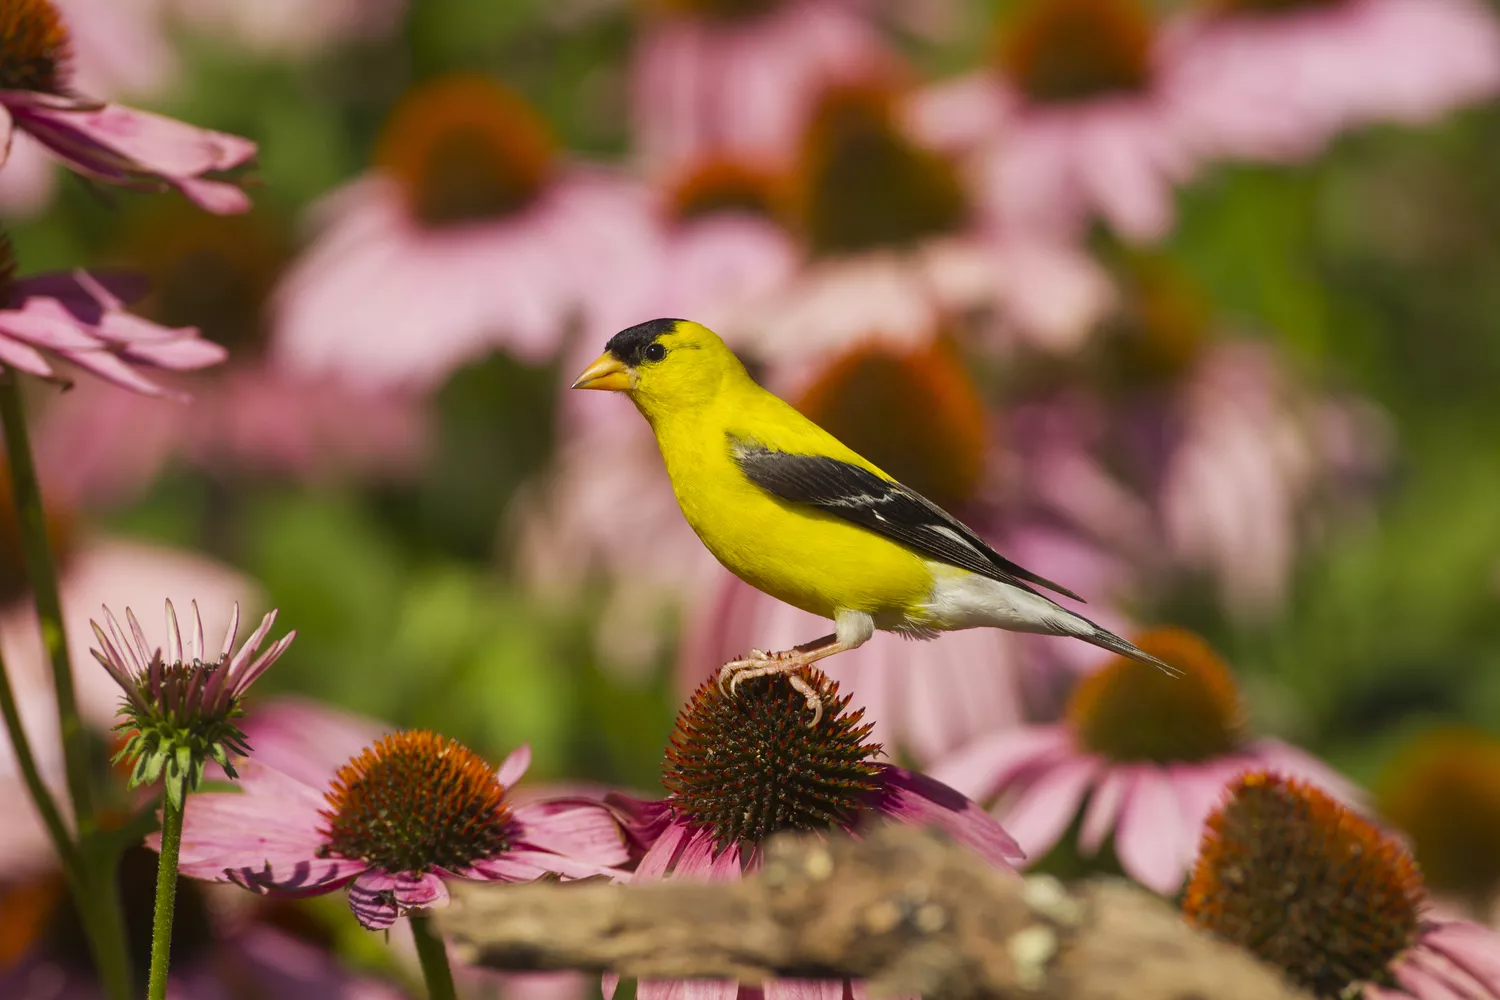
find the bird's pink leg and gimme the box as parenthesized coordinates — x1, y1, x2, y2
(716, 633, 852, 727)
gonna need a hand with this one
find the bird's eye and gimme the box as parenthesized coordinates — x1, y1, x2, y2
(644, 343, 667, 362)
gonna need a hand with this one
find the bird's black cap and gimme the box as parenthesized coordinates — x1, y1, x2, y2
(606, 318, 682, 367)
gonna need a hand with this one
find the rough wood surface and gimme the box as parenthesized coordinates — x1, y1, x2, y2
(437, 824, 1310, 1000)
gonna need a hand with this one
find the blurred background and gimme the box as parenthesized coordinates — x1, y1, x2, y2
(5, 0, 1500, 993)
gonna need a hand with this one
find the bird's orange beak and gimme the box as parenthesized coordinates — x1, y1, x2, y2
(570, 352, 632, 392)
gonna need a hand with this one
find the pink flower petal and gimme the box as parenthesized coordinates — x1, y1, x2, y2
(874, 765, 1023, 869)
(633, 817, 691, 883)
(347, 869, 449, 931)
(765, 980, 843, 1000)
(512, 798, 629, 867)
(1422, 922, 1500, 993)
(1077, 764, 1133, 856)
(1112, 767, 1187, 895)
(927, 727, 1074, 803)
(240, 697, 389, 787)
(998, 754, 1099, 863)
(497, 744, 533, 789)
(172, 761, 365, 893)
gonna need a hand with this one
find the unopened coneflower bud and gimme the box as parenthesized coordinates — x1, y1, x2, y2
(92, 600, 294, 807)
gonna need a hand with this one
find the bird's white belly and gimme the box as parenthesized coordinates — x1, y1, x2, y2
(916, 563, 1081, 636)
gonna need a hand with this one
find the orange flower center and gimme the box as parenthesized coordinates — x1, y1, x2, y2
(1103, 254, 1212, 384)
(0, 0, 71, 95)
(664, 667, 884, 851)
(796, 337, 988, 511)
(320, 730, 513, 873)
(999, 0, 1154, 103)
(375, 74, 554, 229)
(1185, 773, 1424, 998)
(1066, 628, 1245, 763)
(1378, 729, 1500, 906)
(668, 157, 784, 224)
(792, 82, 968, 255)
(111, 205, 286, 351)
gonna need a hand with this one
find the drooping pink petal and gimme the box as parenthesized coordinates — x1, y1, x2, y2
(996, 754, 1099, 863)
(171, 761, 365, 893)
(874, 766, 1023, 869)
(347, 869, 449, 930)
(1111, 766, 1187, 895)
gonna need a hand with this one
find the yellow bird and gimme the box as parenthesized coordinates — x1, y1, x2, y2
(572, 319, 1177, 722)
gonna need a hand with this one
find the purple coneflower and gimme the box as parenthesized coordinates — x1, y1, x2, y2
(32, 206, 424, 505)
(931, 628, 1353, 895)
(912, 0, 1196, 244)
(272, 73, 654, 392)
(1186, 772, 1500, 1000)
(1166, 0, 1500, 165)
(171, 722, 628, 930)
(631, 0, 892, 174)
(0, 233, 227, 397)
(92, 600, 294, 805)
(0, 0, 256, 212)
(610, 666, 1022, 1000)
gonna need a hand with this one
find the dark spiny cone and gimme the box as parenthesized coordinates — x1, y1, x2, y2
(319, 731, 513, 874)
(663, 667, 884, 850)
(1184, 772, 1425, 998)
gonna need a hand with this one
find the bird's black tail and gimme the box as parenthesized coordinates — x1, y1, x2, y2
(1072, 620, 1183, 677)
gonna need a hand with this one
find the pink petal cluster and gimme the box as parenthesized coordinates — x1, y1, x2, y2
(1, 267, 226, 396)
(632, 0, 893, 173)
(931, 725, 1354, 895)
(272, 172, 655, 391)
(1, 93, 257, 214)
(170, 705, 629, 930)
(1379, 921, 1500, 1000)
(1166, 0, 1500, 165)
(33, 364, 427, 506)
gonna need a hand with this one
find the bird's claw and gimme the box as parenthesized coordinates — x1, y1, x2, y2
(715, 653, 824, 726)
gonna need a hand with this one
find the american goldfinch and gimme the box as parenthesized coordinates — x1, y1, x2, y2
(573, 318, 1177, 721)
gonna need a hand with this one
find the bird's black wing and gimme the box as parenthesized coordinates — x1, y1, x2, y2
(731, 441, 1084, 602)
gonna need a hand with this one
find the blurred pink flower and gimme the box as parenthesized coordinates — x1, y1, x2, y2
(172, 714, 628, 929)
(0, 0, 181, 217)
(0, 244, 227, 397)
(0, 695, 66, 879)
(169, 0, 406, 59)
(273, 73, 654, 392)
(1165, 0, 1500, 164)
(910, 0, 1195, 244)
(632, 0, 893, 173)
(34, 365, 427, 506)
(930, 628, 1355, 895)
(0, 0, 254, 214)
(608, 666, 1021, 1000)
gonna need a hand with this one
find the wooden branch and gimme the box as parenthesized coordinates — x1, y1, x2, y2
(437, 823, 1310, 1000)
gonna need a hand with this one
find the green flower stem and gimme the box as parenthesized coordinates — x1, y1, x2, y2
(0, 377, 133, 1000)
(0, 377, 94, 831)
(148, 795, 185, 1000)
(0, 643, 79, 877)
(410, 913, 459, 1000)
